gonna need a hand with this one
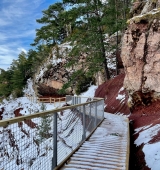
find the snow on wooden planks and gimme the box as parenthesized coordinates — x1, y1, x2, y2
(61, 112, 129, 170)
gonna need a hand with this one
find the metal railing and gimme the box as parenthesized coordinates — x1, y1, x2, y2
(0, 96, 104, 170)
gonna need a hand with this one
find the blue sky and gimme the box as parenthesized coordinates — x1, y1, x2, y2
(0, 0, 61, 70)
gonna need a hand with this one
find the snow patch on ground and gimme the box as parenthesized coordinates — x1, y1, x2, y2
(135, 124, 160, 146)
(134, 124, 160, 170)
(0, 97, 57, 120)
(134, 124, 153, 135)
(80, 85, 97, 98)
(0, 82, 98, 170)
(75, 85, 98, 103)
(143, 142, 160, 170)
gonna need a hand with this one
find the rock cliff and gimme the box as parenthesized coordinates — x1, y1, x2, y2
(34, 36, 119, 96)
(121, 0, 160, 108)
(33, 43, 74, 96)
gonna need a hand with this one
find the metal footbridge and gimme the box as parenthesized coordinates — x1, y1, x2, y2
(61, 114, 129, 170)
(0, 96, 129, 170)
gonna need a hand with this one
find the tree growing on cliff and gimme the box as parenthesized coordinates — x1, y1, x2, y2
(31, 2, 67, 47)
(63, 0, 111, 80)
(57, 0, 132, 94)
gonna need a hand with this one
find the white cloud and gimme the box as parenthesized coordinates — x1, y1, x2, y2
(0, 0, 61, 70)
(0, 33, 7, 41)
(2, 7, 25, 19)
(17, 48, 27, 54)
(0, 43, 27, 66)
(0, 0, 49, 70)
(33, 0, 45, 8)
(0, 18, 11, 26)
(0, 46, 18, 64)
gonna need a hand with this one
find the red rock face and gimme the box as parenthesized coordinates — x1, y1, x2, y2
(95, 73, 160, 170)
(14, 108, 36, 128)
(121, 18, 160, 107)
(95, 74, 130, 114)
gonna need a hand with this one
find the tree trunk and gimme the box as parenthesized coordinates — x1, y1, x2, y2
(94, 1, 110, 80)
(99, 26, 110, 80)
(115, 0, 118, 75)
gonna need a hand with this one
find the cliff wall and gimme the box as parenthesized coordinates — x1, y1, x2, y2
(121, 0, 160, 108)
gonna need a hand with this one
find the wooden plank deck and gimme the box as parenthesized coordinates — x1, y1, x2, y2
(61, 113, 130, 170)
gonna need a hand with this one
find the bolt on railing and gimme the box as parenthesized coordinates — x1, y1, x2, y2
(0, 96, 104, 170)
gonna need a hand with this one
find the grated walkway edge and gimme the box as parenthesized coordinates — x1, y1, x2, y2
(61, 113, 130, 170)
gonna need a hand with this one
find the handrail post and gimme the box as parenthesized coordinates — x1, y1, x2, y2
(79, 97, 81, 112)
(52, 112, 57, 170)
(82, 105, 86, 140)
(73, 96, 74, 105)
(95, 102, 97, 127)
(89, 103, 91, 119)
(75, 96, 77, 104)
(102, 99, 104, 119)
(76, 96, 78, 104)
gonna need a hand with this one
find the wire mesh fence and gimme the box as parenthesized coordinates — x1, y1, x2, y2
(0, 114, 54, 170)
(0, 96, 104, 170)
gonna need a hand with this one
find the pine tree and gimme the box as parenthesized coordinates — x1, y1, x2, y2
(0, 69, 13, 97)
(31, 2, 66, 46)
(37, 103, 52, 143)
(62, 0, 111, 80)
(8, 52, 28, 97)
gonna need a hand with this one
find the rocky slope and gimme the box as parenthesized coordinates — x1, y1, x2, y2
(95, 74, 130, 114)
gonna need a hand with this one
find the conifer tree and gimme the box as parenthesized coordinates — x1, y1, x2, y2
(63, 0, 111, 80)
(0, 69, 13, 97)
(37, 103, 52, 143)
(31, 2, 66, 46)
(9, 52, 27, 96)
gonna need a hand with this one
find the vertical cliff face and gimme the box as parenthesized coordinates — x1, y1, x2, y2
(121, 0, 160, 108)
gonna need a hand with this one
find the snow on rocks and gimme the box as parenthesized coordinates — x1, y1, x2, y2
(116, 87, 125, 103)
(79, 85, 97, 98)
(135, 124, 160, 146)
(35, 42, 72, 83)
(0, 97, 42, 119)
(0, 99, 83, 170)
(23, 78, 36, 97)
(0, 81, 92, 170)
(134, 123, 160, 170)
(143, 142, 160, 170)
